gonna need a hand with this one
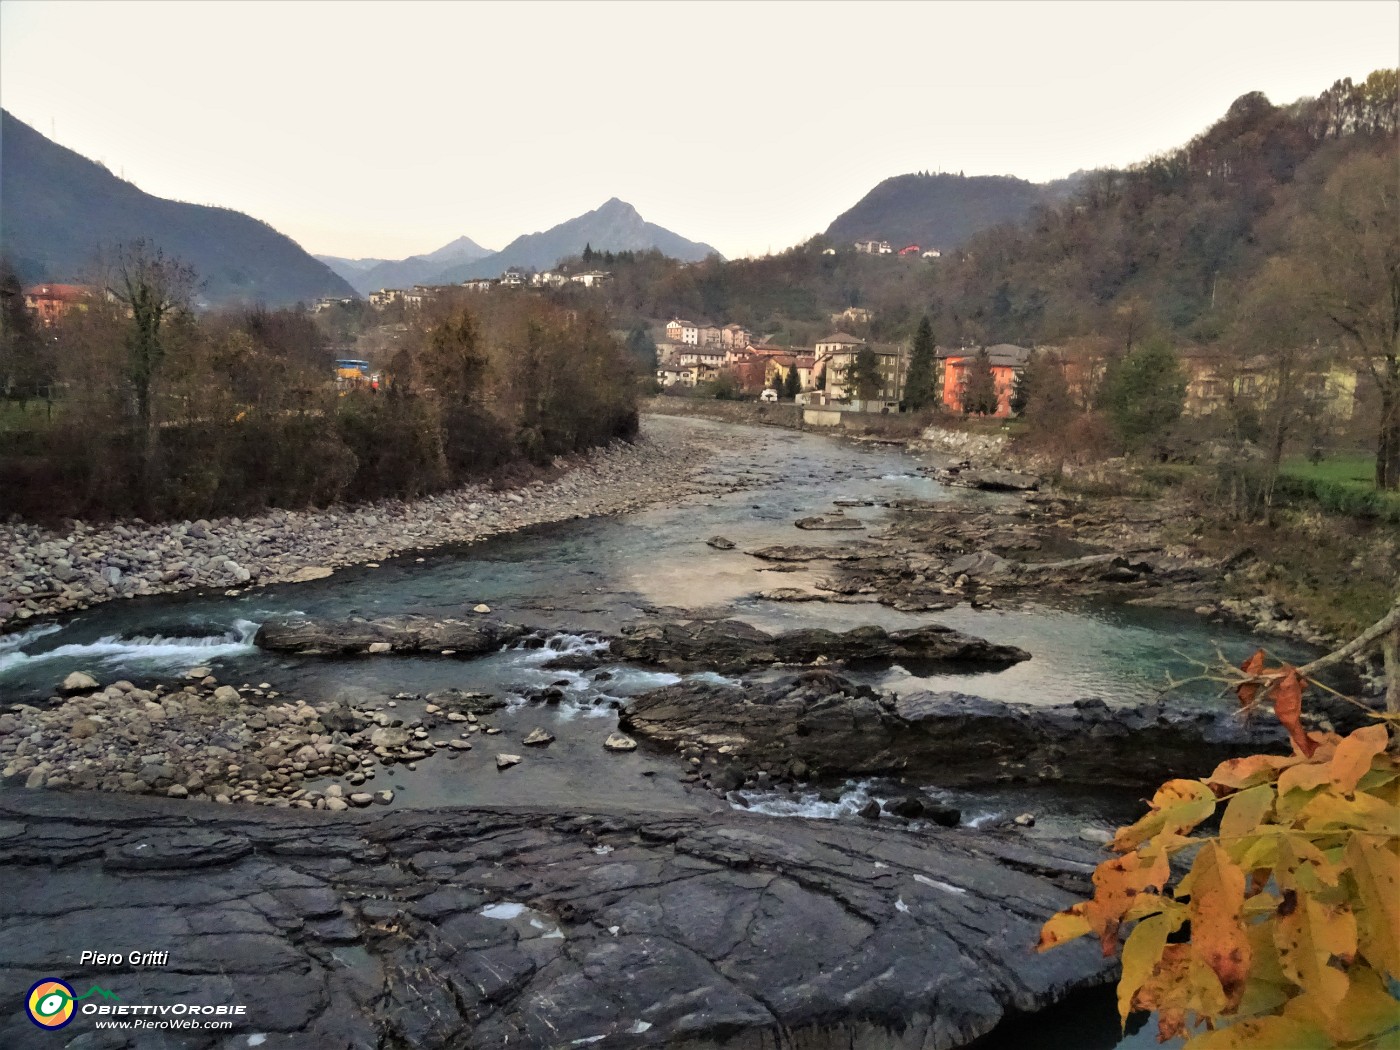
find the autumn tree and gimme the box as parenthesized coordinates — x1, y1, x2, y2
(1296, 150, 1400, 489)
(961, 347, 999, 415)
(904, 315, 938, 410)
(419, 308, 487, 405)
(1039, 599, 1400, 1049)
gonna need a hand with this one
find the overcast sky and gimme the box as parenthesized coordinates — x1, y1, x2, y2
(2, 1, 1396, 261)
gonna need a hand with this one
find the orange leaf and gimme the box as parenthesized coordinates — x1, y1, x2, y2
(1329, 724, 1390, 795)
(1237, 649, 1267, 710)
(1087, 849, 1173, 956)
(1270, 667, 1316, 758)
(1036, 902, 1091, 952)
(1208, 752, 1303, 791)
(1188, 841, 1253, 1009)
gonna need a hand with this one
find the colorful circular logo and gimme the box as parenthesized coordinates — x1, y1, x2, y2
(26, 979, 76, 1029)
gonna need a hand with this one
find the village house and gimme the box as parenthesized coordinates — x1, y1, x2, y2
(461, 278, 496, 292)
(697, 324, 724, 347)
(369, 288, 404, 308)
(814, 332, 866, 359)
(665, 318, 699, 345)
(22, 283, 94, 325)
(499, 268, 528, 287)
(655, 365, 696, 389)
(313, 296, 356, 313)
(1180, 351, 1356, 421)
(854, 240, 893, 254)
(938, 344, 1032, 417)
(678, 348, 726, 369)
(822, 344, 907, 409)
(721, 323, 751, 349)
(764, 352, 817, 391)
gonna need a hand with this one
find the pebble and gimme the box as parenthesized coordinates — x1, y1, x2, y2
(496, 754, 522, 770)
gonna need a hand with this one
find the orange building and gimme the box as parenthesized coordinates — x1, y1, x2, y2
(22, 284, 94, 325)
(939, 344, 1032, 417)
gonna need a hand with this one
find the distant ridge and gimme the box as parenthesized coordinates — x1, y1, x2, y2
(433, 198, 720, 283)
(0, 109, 356, 306)
(318, 234, 494, 295)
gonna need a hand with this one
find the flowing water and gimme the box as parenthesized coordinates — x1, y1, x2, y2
(2, 415, 1314, 1047)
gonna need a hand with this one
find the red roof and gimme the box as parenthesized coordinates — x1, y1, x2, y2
(24, 283, 92, 302)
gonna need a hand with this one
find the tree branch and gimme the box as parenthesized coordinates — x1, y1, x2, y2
(1299, 594, 1400, 677)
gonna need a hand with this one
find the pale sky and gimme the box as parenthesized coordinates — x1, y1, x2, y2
(2, 1, 1396, 261)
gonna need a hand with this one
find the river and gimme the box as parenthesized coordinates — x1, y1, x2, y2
(0, 415, 1316, 1048)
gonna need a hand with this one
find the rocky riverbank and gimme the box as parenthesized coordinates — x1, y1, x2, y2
(0, 788, 1115, 1049)
(0, 417, 752, 632)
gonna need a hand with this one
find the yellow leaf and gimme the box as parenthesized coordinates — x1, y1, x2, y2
(1036, 902, 1090, 952)
(1184, 1015, 1331, 1049)
(1329, 723, 1391, 794)
(1298, 790, 1400, 835)
(1219, 784, 1274, 840)
(1119, 912, 1179, 1026)
(1188, 841, 1252, 1008)
(1274, 894, 1358, 1011)
(1277, 761, 1334, 797)
(1346, 833, 1400, 980)
(1114, 779, 1218, 851)
(1275, 832, 1343, 895)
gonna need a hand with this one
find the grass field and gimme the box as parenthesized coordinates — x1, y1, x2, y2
(1277, 453, 1400, 522)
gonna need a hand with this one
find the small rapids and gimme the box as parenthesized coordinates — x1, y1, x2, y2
(0, 619, 260, 678)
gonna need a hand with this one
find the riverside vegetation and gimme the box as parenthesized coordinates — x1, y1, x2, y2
(0, 245, 640, 523)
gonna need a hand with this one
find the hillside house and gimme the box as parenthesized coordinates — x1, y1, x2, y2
(666, 319, 699, 345)
(764, 353, 817, 391)
(461, 279, 496, 292)
(697, 324, 724, 347)
(854, 240, 893, 254)
(939, 344, 1031, 417)
(1180, 352, 1356, 421)
(569, 270, 611, 288)
(22, 284, 94, 325)
(830, 307, 873, 326)
(369, 288, 404, 307)
(500, 268, 528, 287)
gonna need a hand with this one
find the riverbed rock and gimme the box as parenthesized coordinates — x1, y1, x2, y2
(254, 615, 529, 657)
(604, 733, 638, 752)
(794, 516, 865, 531)
(0, 789, 1114, 1049)
(621, 673, 1292, 789)
(705, 535, 736, 550)
(955, 468, 1040, 492)
(60, 671, 99, 693)
(522, 728, 555, 748)
(496, 754, 522, 770)
(285, 566, 334, 583)
(604, 618, 1029, 674)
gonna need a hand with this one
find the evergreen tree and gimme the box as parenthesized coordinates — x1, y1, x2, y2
(1010, 350, 1036, 416)
(961, 347, 999, 415)
(904, 315, 937, 409)
(624, 325, 656, 370)
(783, 364, 801, 400)
(1098, 338, 1187, 450)
(845, 347, 884, 402)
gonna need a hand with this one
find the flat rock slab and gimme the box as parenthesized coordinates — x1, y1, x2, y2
(0, 790, 1111, 1049)
(794, 515, 865, 530)
(255, 615, 529, 657)
(621, 673, 1292, 788)
(605, 619, 1030, 674)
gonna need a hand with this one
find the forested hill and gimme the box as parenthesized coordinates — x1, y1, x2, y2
(825, 172, 1053, 251)
(0, 110, 356, 306)
(929, 72, 1398, 347)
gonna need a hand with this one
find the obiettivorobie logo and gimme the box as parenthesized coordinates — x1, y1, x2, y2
(26, 979, 120, 1030)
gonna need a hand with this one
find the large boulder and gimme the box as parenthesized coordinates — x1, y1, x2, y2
(255, 615, 530, 657)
